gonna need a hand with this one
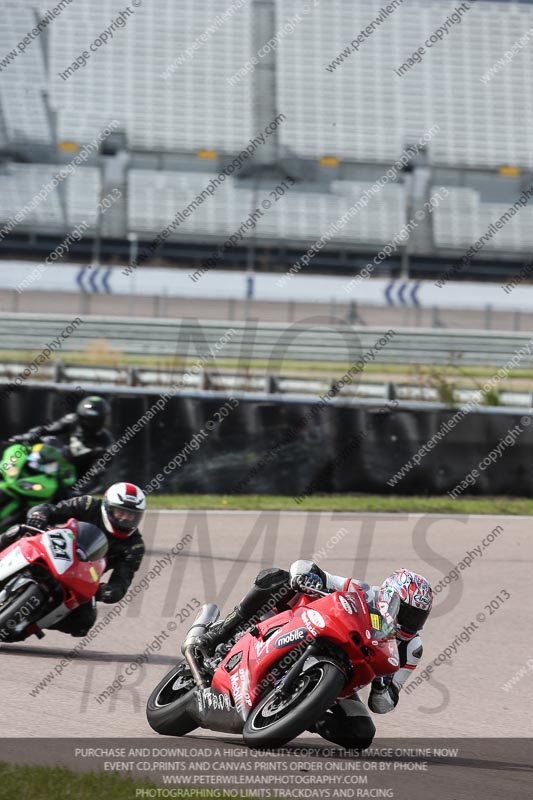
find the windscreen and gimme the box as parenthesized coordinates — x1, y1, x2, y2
(76, 522, 108, 562)
(364, 587, 400, 641)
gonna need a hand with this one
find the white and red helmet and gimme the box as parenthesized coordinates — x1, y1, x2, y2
(382, 568, 433, 639)
(102, 482, 146, 538)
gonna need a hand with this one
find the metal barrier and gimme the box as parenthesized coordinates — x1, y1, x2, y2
(1, 383, 532, 497)
(1, 313, 533, 367)
(0, 361, 531, 407)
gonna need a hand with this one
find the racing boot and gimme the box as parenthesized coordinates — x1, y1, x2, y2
(198, 606, 247, 654)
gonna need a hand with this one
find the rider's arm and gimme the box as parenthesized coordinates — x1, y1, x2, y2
(368, 635, 423, 714)
(99, 537, 145, 603)
(26, 495, 100, 529)
(18, 413, 76, 443)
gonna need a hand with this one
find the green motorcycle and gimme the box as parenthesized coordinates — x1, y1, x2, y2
(0, 440, 76, 532)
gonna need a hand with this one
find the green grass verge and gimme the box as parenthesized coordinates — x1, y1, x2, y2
(0, 763, 160, 800)
(2, 349, 533, 381)
(0, 762, 261, 799)
(146, 494, 533, 515)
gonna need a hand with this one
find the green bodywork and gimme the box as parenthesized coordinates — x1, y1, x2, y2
(0, 443, 76, 531)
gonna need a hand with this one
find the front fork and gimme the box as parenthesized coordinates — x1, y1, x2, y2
(275, 642, 350, 702)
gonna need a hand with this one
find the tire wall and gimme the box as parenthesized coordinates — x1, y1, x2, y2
(1, 385, 531, 496)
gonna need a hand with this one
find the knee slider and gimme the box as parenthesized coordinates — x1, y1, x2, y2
(255, 567, 290, 590)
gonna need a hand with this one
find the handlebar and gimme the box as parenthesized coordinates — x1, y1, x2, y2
(20, 524, 47, 535)
(299, 586, 330, 598)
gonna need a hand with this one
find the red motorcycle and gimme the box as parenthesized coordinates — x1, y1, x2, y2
(0, 519, 107, 642)
(146, 585, 400, 747)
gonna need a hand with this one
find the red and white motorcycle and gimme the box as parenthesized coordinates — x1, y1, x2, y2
(0, 519, 107, 642)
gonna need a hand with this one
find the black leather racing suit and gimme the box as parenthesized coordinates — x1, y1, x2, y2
(15, 413, 114, 491)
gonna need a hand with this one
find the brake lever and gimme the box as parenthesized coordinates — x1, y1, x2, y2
(302, 586, 330, 598)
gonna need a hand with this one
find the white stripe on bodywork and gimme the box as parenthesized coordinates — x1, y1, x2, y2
(0, 546, 29, 583)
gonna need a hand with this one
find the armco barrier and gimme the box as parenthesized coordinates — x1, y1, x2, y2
(2, 314, 533, 367)
(1, 384, 532, 496)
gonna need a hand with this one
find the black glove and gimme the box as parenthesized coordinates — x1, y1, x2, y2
(290, 572, 324, 594)
(95, 583, 107, 601)
(9, 433, 36, 445)
(26, 512, 49, 531)
(368, 677, 399, 713)
(96, 583, 120, 603)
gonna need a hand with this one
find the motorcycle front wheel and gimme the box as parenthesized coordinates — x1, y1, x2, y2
(146, 661, 198, 736)
(243, 660, 345, 748)
(0, 582, 46, 641)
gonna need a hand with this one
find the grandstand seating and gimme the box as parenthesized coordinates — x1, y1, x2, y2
(433, 187, 533, 250)
(276, 0, 533, 168)
(0, 164, 100, 231)
(128, 170, 406, 245)
(46, 0, 254, 152)
(0, 0, 532, 257)
(6, 166, 533, 254)
(1, 0, 531, 167)
(0, 3, 51, 144)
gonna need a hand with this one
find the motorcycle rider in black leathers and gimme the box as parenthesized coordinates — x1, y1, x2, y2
(197, 560, 433, 750)
(0, 483, 146, 637)
(10, 396, 113, 491)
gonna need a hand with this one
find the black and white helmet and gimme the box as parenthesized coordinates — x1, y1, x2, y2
(102, 482, 146, 538)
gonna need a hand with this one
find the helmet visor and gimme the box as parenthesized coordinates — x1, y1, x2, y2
(107, 504, 143, 533)
(398, 603, 430, 634)
(80, 414, 103, 433)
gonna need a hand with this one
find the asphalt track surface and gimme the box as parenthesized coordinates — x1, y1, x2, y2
(1, 510, 531, 798)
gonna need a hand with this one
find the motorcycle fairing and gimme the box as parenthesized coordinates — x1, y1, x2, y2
(0, 544, 29, 583)
(40, 529, 75, 575)
(210, 589, 400, 723)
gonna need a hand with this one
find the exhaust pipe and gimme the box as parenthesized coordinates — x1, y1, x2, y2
(181, 604, 220, 689)
(182, 604, 220, 651)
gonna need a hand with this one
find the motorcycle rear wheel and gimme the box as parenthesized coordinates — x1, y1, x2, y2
(0, 582, 46, 641)
(243, 660, 345, 748)
(146, 661, 197, 736)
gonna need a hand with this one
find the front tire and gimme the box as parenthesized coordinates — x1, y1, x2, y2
(146, 661, 198, 736)
(243, 661, 345, 748)
(0, 582, 45, 641)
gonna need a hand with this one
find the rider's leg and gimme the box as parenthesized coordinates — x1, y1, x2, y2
(200, 568, 295, 651)
(50, 598, 97, 637)
(313, 695, 376, 750)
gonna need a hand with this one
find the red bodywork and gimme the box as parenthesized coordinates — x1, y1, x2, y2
(211, 587, 400, 719)
(0, 518, 106, 611)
